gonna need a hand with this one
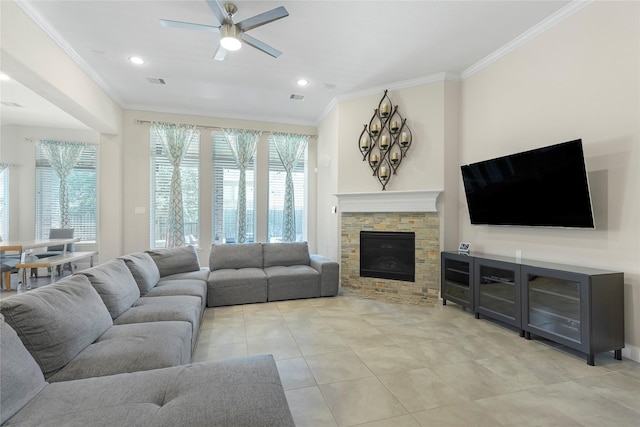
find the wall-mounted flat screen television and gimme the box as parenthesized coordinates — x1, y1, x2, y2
(461, 139, 595, 228)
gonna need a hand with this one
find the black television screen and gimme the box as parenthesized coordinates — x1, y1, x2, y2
(461, 139, 595, 228)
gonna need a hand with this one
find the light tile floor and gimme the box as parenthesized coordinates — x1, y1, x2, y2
(4, 277, 639, 426)
(194, 294, 640, 427)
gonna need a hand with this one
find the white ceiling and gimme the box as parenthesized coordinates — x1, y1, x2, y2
(1, 0, 572, 129)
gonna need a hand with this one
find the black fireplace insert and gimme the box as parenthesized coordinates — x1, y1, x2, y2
(360, 231, 415, 282)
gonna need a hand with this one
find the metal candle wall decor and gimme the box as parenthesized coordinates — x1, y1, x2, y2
(358, 90, 413, 190)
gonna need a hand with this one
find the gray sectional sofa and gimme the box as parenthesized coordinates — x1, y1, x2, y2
(208, 241, 339, 306)
(0, 243, 334, 426)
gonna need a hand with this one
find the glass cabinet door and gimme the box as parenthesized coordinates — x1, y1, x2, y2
(441, 253, 472, 309)
(477, 265, 517, 320)
(473, 258, 521, 330)
(526, 274, 581, 343)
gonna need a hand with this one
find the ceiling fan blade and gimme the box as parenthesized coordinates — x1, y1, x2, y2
(237, 6, 289, 32)
(205, 0, 228, 25)
(160, 19, 220, 33)
(241, 33, 282, 58)
(213, 45, 227, 61)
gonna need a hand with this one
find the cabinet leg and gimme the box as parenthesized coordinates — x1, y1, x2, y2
(524, 331, 531, 340)
(442, 299, 447, 306)
(475, 313, 480, 319)
(519, 330, 524, 337)
(587, 354, 595, 366)
(614, 349, 622, 360)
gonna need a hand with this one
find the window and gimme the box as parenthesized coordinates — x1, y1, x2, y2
(35, 144, 97, 241)
(268, 137, 308, 242)
(0, 167, 8, 240)
(150, 132, 200, 248)
(212, 134, 256, 244)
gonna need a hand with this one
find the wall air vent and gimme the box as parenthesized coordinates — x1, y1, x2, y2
(147, 77, 166, 85)
(290, 94, 304, 101)
(1, 101, 23, 107)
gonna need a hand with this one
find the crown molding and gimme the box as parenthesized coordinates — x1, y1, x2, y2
(315, 72, 461, 125)
(461, 0, 593, 79)
(15, 0, 124, 107)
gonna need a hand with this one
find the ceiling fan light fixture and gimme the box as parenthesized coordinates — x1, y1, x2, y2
(220, 24, 241, 51)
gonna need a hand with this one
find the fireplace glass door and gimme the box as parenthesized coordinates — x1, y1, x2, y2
(360, 231, 415, 282)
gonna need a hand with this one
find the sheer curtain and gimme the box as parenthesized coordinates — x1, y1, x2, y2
(151, 123, 200, 248)
(271, 133, 308, 242)
(223, 129, 261, 244)
(39, 140, 85, 228)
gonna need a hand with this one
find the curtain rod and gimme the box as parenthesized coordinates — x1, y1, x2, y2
(23, 138, 98, 145)
(134, 119, 317, 138)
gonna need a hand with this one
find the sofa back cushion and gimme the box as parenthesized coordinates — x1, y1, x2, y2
(78, 259, 141, 319)
(263, 242, 310, 268)
(209, 243, 263, 270)
(0, 314, 47, 425)
(0, 275, 113, 379)
(120, 252, 161, 294)
(147, 245, 200, 277)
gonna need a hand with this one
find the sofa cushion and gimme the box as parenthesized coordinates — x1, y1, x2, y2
(113, 295, 202, 350)
(265, 265, 321, 301)
(47, 321, 192, 382)
(147, 245, 200, 277)
(0, 314, 47, 425)
(145, 279, 207, 312)
(0, 275, 113, 379)
(207, 268, 267, 307)
(263, 242, 310, 267)
(7, 355, 295, 427)
(210, 242, 264, 270)
(120, 252, 160, 294)
(77, 259, 141, 319)
(158, 267, 210, 282)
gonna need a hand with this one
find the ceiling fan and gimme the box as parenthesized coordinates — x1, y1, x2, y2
(160, 0, 289, 61)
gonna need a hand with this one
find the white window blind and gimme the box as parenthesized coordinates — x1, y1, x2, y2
(212, 134, 256, 244)
(150, 133, 200, 248)
(35, 144, 97, 241)
(0, 168, 8, 240)
(268, 137, 307, 242)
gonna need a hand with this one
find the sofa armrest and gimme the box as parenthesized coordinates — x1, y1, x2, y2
(310, 254, 339, 297)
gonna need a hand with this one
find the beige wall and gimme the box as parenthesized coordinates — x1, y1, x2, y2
(316, 105, 340, 261)
(316, 79, 460, 261)
(460, 1, 640, 358)
(336, 83, 447, 194)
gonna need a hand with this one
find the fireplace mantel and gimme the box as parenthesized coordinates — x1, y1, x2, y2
(335, 190, 441, 213)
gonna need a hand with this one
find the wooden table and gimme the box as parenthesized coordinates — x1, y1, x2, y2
(1, 238, 81, 289)
(17, 251, 97, 284)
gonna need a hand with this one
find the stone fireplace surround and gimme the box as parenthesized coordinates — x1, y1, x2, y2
(336, 190, 441, 305)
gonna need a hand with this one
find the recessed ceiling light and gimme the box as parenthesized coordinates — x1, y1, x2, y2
(0, 73, 11, 81)
(297, 79, 309, 87)
(129, 56, 145, 65)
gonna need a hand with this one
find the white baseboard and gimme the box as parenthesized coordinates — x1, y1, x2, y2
(622, 344, 640, 363)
